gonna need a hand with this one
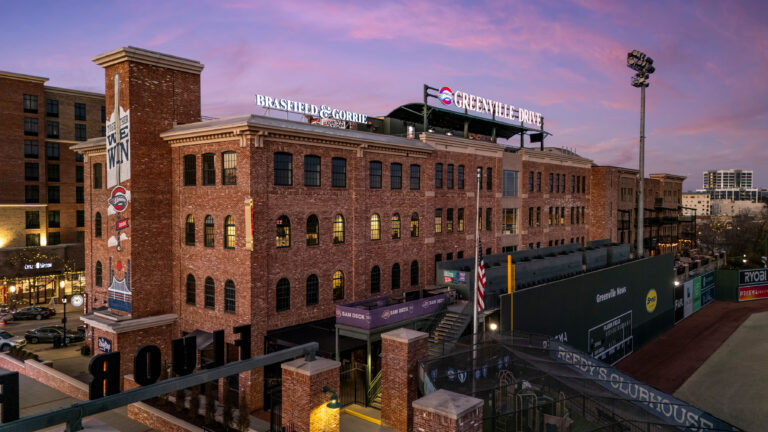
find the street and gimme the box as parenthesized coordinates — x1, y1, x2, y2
(2, 304, 85, 353)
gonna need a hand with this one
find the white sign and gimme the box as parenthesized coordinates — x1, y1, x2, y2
(106, 106, 130, 188)
(24, 262, 53, 270)
(255, 94, 368, 123)
(438, 86, 542, 127)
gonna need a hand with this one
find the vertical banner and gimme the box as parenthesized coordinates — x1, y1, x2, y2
(683, 280, 693, 318)
(692, 277, 702, 313)
(674, 282, 685, 323)
(106, 106, 130, 188)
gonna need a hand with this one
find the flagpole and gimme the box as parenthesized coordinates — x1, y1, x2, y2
(472, 167, 481, 395)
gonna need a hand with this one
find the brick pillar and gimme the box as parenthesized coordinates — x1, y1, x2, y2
(281, 357, 340, 432)
(412, 389, 483, 432)
(381, 328, 428, 432)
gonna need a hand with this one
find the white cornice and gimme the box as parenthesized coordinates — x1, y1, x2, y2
(45, 86, 105, 99)
(80, 313, 177, 334)
(0, 71, 48, 83)
(92, 46, 204, 75)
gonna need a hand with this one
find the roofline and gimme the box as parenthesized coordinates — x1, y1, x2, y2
(45, 86, 105, 99)
(0, 71, 48, 83)
(650, 173, 687, 181)
(92, 46, 204, 75)
(591, 164, 639, 173)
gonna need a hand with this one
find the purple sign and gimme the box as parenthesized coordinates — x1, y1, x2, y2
(336, 294, 448, 329)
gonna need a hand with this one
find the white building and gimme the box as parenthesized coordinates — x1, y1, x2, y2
(700, 169, 758, 202)
(682, 192, 710, 216)
(710, 200, 765, 217)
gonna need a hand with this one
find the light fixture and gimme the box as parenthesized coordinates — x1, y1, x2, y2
(60, 280, 65, 288)
(9, 285, 15, 294)
(489, 322, 498, 331)
(674, 281, 680, 287)
(322, 386, 341, 409)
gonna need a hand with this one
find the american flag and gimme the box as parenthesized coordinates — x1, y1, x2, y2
(477, 241, 486, 312)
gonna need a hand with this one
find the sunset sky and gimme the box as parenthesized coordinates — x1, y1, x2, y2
(3, 0, 766, 191)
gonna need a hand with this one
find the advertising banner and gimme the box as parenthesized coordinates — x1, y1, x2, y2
(674, 282, 685, 323)
(739, 268, 768, 286)
(738, 284, 768, 302)
(442, 270, 467, 284)
(683, 280, 693, 318)
(336, 294, 447, 329)
(701, 271, 715, 306)
(692, 277, 702, 313)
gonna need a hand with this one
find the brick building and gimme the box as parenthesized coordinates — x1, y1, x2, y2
(0, 71, 105, 301)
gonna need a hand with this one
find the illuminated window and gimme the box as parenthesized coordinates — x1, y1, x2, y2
(391, 213, 401, 239)
(458, 208, 464, 232)
(224, 280, 236, 313)
(333, 214, 345, 243)
(370, 214, 381, 240)
(224, 215, 235, 249)
(434, 209, 442, 234)
(391, 263, 400, 290)
(306, 275, 319, 306)
(410, 212, 419, 237)
(204, 215, 214, 247)
(447, 208, 454, 233)
(204, 277, 215, 309)
(186, 274, 195, 305)
(222, 151, 237, 185)
(333, 271, 344, 301)
(410, 261, 419, 286)
(276, 215, 291, 248)
(306, 214, 319, 246)
(502, 209, 517, 234)
(185, 215, 195, 245)
(370, 266, 381, 293)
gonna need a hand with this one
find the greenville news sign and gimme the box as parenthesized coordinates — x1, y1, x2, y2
(255, 94, 368, 123)
(437, 86, 543, 127)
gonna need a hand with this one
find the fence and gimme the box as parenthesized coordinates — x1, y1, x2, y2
(339, 363, 366, 407)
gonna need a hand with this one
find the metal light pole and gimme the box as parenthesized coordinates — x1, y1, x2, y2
(627, 50, 655, 258)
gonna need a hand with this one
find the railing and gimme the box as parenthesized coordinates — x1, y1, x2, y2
(367, 370, 383, 406)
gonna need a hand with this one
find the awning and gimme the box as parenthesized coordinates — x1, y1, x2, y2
(187, 329, 214, 350)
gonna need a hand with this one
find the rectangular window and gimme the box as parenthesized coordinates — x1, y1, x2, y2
(582, 176, 586, 193)
(576, 207, 580, 224)
(304, 155, 321, 187)
(77, 210, 85, 227)
(25, 162, 39, 181)
(222, 151, 237, 185)
(369, 161, 382, 189)
(503, 170, 518, 197)
(528, 207, 534, 227)
(548, 173, 554, 192)
(477, 167, 483, 190)
(390, 163, 402, 189)
(46, 142, 59, 160)
(571, 207, 575, 224)
(25, 185, 39, 203)
(435, 163, 443, 189)
(48, 210, 60, 228)
(548, 207, 553, 225)
(202, 153, 215, 185)
(577, 176, 581, 193)
(48, 186, 60, 203)
(332, 157, 346, 187)
(75, 102, 86, 121)
(571, 175, 575, 193)
(76, 186, 84, 203)
(26, 234, 40, 246)
(581, 207, 585, 223)
(486, 208, 492, 231)
(528, 171, 534, 192)
(48, 231, 61, 246)
(46, 121, 59, 139)
(101, 106, 106, 122)
(410, 164, 420, 190)
(46, 99, 58, 117)
(447, 208, 454, 233)
(555, 174, 560, 193)
(536, 172, 541, 192)
(435, 209, 442, 234)
(183, 155, 196, 186)
(447, 164, 454, 189)
(101, 126, 106, 137)
(23, 94, 38, 113)
(458, 165, 465, 189)
(47, 164, 59, 182)
(502, 209, 517, 234)
(25, 211, 40, 229)
(24, 118, 38, 136)
(560, 206, 565, 225)
(93, 163, 103, 189)
(486, 167, 492, 190)
(458, 208, 464, 232)
(274, 152, 292, 186)
(76, 165, 83, 182)
(24, 140, 38, 158)
(536, 207, 541, 227)
(75, 124, 87, 141)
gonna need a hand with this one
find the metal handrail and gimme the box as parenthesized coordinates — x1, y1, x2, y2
(367, 369, 383, 406)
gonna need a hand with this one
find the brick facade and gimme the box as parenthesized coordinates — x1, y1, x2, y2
(381, 328, 428, 432)
(281, 357, 340, 432)
(412, 389, 483, 432)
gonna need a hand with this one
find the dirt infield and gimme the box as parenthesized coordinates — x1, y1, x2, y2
(616, 300, 768, 394)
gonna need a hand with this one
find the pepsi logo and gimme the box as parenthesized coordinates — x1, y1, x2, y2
(438, 87, 453, 105)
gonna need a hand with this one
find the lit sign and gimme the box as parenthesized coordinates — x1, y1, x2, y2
(255, 94, 368, 123)
(438, 86, 542, 127)
(24, 262, 53, 270)
(97, 337, 112, 353)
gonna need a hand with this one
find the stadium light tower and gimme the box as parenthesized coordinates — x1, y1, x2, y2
(627, 50, 655, 258)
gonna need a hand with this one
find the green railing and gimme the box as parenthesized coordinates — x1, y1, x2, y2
(367, 369, 383, 406)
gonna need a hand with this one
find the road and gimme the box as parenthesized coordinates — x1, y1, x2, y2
(2, 305, 85, 352)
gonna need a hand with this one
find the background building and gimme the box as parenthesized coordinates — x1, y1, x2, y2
(700, 169, 758, 202)
(0, 71, 105, 303)
(683, 192, 710, 217)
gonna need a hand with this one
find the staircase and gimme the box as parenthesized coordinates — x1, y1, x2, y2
(367, 370, 383, 409)
(428, 302, 471, 357)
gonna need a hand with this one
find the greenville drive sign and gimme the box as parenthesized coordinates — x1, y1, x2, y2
(437, 86, 542, 127)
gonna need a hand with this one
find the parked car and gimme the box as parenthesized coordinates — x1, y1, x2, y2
(12, 307, 53, 320)
(0, 331, 26, 351)
(0, 312, 12, 323)
(37, 306, 56, 316)
(24, 326, 82, 344)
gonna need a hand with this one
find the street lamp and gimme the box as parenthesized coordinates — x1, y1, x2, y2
(627, 50, 656, 258)
(61, 296, 68, 346)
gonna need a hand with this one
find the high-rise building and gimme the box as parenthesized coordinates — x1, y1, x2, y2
(700, 169, 758, 202)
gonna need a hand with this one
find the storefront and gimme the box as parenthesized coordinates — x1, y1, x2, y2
(0, 243, 84, 307)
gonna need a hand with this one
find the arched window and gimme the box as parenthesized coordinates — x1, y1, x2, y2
(276, 215, 291, 248)
(410, 260, 419, 286)
(95, 212, 102, 238)
(204, 277, 215, 309)
(186, 274, 196, 305)
(410, 212, 419, 237)
(95, 261, 102, 287)
(276, 278, 290, 312)
(333, 214, 345, 244)
(224, 215, 235, 249)
(370, 214, 381, 240)
(204, 215, 214, 247)
(391, 213, 401, 239)
(306, 274, 319, 306)
(371, 266, 381, 293)
(224, 280, 235, 313)
(185, 214, 195, 245)
(391, 263, 400, 290)
(306, 214, 319, 246)
(332, 271, 344, 301)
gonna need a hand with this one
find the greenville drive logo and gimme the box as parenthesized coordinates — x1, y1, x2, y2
(109, 186, 129, 212)
(645, 289, 658, 313)
(438, 87, 453, 105)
